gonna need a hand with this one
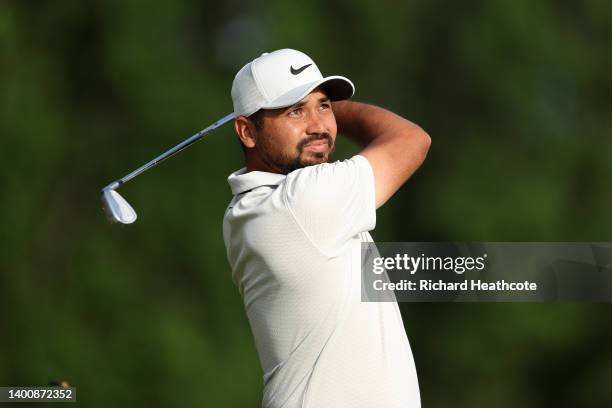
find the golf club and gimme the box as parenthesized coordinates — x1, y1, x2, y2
(101, 112, 235, 224)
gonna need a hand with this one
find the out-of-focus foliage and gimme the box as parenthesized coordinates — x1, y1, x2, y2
(1, 0, 611, 406)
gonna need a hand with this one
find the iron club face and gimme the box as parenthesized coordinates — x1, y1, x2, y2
(101, 188, 137, 224)
(100, 112, 234, 225)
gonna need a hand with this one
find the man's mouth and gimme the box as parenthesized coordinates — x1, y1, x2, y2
(302, 139, 329, 153)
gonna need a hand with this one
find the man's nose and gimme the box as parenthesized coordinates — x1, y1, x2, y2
(306, 111, 326, 135)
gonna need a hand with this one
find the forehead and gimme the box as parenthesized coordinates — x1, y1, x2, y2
(260, 87, 330, 120)
(281, 87, 330, 111)
(299, 87, 329, 103)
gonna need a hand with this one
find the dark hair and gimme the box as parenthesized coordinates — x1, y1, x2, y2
(248, 109, 265, 130)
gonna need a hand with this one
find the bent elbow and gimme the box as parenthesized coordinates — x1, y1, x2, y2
(422, 129, 432, 153)
(415, 128, 431, 161)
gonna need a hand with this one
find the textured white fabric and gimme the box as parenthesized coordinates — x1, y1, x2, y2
(231, 49, 354, 117)
(223, 155, 420, 408)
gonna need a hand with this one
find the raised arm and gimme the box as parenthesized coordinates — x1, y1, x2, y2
(332, 101, 431, 208)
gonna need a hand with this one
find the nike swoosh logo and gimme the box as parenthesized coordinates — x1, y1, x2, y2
(290, 64, 312, 75)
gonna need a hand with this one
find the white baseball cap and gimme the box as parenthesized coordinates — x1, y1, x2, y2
(231, 49, 355, 117)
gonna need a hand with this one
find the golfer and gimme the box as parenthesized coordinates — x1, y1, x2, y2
(223, 49, 430, 408)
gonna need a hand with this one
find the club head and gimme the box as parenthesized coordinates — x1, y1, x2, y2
(101, 188, 137, 224)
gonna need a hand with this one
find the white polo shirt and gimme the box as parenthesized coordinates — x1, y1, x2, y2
(223, 155, 420, 408)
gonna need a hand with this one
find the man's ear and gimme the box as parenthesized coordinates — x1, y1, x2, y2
(234, 116, 257, 148)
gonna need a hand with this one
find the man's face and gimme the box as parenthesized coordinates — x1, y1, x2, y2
(249, 89, 337, 174)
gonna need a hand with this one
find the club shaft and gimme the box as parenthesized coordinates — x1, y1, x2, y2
(102, 112, 234, 191)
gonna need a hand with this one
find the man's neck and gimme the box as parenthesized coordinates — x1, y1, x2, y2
(245, 155, 282, 174)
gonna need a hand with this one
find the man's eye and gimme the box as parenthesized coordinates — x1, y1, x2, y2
(289, 108, 302, 116)
(320, 103, 331, 110)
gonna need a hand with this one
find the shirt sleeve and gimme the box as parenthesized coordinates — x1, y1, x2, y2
(282, 155, 376, 256)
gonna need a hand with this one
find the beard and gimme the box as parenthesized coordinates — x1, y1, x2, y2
(260, 133, 335, 174)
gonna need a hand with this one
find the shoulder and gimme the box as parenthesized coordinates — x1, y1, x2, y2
(279, 155, 376, 254)
(282, 155, 374, 203)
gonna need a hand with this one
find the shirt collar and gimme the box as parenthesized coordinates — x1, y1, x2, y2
(227, 168, 286, 195)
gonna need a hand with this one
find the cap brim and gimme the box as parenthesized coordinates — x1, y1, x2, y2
(261, 76, 354, 111)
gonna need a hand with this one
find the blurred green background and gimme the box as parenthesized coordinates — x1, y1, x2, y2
(1, 0, 611, 406)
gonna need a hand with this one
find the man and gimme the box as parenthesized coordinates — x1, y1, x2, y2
(223, 49, 430, 408)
